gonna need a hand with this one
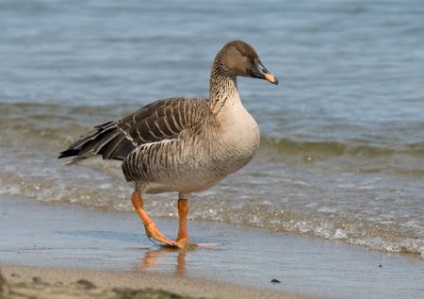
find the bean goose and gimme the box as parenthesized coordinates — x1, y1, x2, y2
(59, 40, 278, 249)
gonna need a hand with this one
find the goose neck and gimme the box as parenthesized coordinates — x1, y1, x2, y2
(209, 69, 239, 114)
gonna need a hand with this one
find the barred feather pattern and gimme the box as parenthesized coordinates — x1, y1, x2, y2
(59, 98, 214, 178)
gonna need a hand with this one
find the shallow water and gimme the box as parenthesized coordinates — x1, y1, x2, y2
(1, 0, 424, 256)
(2, 197, 423, 299)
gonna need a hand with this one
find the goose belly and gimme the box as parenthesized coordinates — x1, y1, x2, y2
(143, 124, 260, 194)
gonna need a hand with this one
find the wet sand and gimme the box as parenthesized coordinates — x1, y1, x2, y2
(1, 196, 423, 299)
(0, 265, 302, 299)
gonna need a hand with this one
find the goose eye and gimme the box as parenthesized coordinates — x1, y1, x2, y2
(237, 48, 247, 57)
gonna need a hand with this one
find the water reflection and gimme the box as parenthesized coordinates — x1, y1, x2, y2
(138, 247, 187, 276)
(137, 243, 220, 276)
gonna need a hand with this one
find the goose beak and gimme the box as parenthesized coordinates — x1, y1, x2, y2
(251, 59, 278, 85)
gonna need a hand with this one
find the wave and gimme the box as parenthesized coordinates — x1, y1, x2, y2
(0, 101, 123, 150)
(260, 136, 424, 158)
(259, 136, 424, 177)
(0, 169, 423, 257)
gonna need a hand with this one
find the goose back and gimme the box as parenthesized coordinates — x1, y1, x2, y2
(59, 98, 211, 163)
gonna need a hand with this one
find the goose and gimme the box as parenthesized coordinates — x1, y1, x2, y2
(59, 40, 278, 249)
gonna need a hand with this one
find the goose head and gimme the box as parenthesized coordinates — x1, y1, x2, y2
(215, 40, 278, 85)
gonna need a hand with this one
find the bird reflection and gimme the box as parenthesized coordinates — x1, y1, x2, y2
(137, 243, 220, 276)
(138, 247, 187, 276)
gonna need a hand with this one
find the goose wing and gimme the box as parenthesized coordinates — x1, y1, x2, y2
(58, 97, 209, 162)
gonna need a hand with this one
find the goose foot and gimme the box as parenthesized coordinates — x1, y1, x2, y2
(131, 192, 182, 249)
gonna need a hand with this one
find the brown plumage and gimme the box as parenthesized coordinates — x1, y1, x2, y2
(59, 40, 278, 248)
(59, 98, 211, 182)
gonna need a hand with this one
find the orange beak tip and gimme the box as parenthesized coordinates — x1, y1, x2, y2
(264, 73, 278, 85)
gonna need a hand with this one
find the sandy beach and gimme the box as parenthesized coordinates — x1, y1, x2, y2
(1, 265, 304, 299)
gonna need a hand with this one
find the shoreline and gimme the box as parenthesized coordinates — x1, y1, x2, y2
(1, 196, 423, 299)
(0, 264, 305, 299)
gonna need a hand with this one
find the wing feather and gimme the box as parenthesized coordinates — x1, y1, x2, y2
(58, 98, 210, 171)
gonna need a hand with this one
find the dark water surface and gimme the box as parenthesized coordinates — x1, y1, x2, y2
(1, 0, 424, 256)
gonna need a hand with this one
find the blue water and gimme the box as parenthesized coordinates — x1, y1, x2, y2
(1, 0, 424, 256)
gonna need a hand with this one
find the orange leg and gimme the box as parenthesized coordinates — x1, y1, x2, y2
(176, 198, 189, 246)
(131, 192, 181, 248)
